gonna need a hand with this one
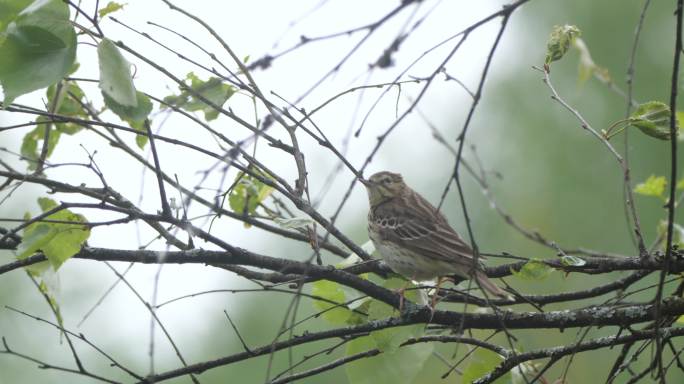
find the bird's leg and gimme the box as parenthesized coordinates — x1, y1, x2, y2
(430, 277, 445, 309)
(395, 277, 416, 314)
(398, 286, 406, 313)
(428, 277, 445, 322)
(398, 277, 413, 313)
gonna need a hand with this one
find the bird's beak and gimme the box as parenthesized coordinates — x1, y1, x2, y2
(359, 178, 372, 187)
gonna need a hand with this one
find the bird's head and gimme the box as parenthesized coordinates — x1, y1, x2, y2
(361, 171, 407, 205)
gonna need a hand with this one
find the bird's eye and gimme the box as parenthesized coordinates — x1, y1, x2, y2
(382, 178, 391, 184)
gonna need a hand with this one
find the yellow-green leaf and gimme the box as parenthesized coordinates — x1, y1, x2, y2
(21, 123, 61, 170)
(510, 259, 552, 281)
(162, 72, 235, 121)
(127, 118, 149, 150)
(16, 198, 90, 273)
(46, 81, 88, 133)
(20, 80, 91, 169)
(634, 175, 667, 198)
(677, 179, 684, 190)
(98, 1, 125, 17)
(228, 170, 274, 219)
(676, 111, 684, 135)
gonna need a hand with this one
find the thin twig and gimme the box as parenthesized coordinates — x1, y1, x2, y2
(653, 0, 683, 380)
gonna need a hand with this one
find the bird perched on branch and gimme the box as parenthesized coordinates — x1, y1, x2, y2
(361, 171, 508, 303)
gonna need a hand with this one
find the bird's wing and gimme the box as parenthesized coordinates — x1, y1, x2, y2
(402, 214, 477, 265)
(371, 196, 480, 266)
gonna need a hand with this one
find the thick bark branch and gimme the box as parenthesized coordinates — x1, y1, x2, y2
(476, 326, 684, 384)
(3, 248, 684, 330)
(140, 301, 684, 383)
(3, 247, 681, 279)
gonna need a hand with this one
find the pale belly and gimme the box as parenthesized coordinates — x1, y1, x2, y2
(369, 234, 465, 281)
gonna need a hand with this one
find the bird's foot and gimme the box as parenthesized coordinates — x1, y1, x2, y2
(398, 287, 406, 313)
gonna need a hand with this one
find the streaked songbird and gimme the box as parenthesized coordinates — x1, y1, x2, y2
(361, 171, 507, 302)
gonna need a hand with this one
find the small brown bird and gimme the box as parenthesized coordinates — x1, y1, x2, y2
(361, 171, 507, 299)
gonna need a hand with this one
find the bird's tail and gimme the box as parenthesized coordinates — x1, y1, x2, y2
(474, 270, 510, 299)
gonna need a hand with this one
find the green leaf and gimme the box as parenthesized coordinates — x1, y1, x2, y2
(273, 216, 314, 229)
(101, 89, 153, 150)
(46, 81, 88, 134)
(545, 24, 581, 65)
(366, 278, 426, 353)
(628, 101, 677, 140)
(19, 81, 89, 169)
(98, 38, 137, 107)
(98, 1, 125, 17)
(560, 255, 586, 267)
(0, 0, 77, 104)
(103, 90, 152, 122)
(510, 259, 552, 281)
(345, 333, 433, 384)
(369, 312, 424, 353)
(462, 348, 510, 384)
(311, 279, 363, 325)
(20, 122, 61, 170)
(0, 0, 33, 32)
(128, 118, 149, 150)
(19, 125, 41, 167)
(16, 197, 90, 272)
(311, 252, 372, 326)
(48, 81, 85, 115)
(634, 175, 667, 198)
(135, 133, 148, 149)
(162, 72, 235, 121)
(38, 196, 58, 210)
(228, 170, 274, 219)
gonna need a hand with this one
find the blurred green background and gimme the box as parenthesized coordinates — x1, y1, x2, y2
(1, 0, 684, 383)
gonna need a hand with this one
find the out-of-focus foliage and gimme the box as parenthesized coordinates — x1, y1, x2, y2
(0, 0, 76, 104)
(2, 1, 684, 384)
(162, 72, 236, 121)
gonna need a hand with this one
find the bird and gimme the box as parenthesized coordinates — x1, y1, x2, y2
(361, 171, 507, 302)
